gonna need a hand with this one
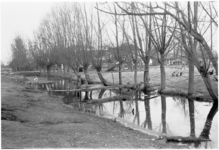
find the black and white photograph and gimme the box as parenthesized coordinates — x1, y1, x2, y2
(1, 0, 218, 149)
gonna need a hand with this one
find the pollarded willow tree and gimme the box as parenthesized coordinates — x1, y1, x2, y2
(89, 3, 112, 86)
(118, 2, 153, 89)
(99, 2, 153, 89)
(148, 4, 177, 91)
(103, 1, 217, 140)
(116, 2, 177, 91)
(96, 3, 128, 86)
(171, 1, 218, 139)
(133, 3, 153, 90)
(113, 3, 123, 86)
(30, 3, 94, 82)
(75, 4, 93, 84)
(161, 2, 218, 76)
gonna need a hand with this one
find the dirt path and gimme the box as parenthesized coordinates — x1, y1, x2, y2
(1, 75, 188, 148)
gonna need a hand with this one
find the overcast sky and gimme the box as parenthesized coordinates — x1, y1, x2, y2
(1, 2, 54, 64)
(1, 1, 217, 65)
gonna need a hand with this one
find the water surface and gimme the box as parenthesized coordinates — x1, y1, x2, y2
(48, 79, 218, 149)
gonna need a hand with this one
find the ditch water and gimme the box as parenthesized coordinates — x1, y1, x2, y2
(44, 79, 218, 149)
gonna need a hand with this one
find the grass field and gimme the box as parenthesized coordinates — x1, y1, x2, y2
(86, 65, 217, 98)
(40, 65, 217, 99)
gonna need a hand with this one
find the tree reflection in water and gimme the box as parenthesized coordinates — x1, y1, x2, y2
(170, 97, 217, 148)
(172, 97, 189, 117)
(58, 80, 61, 90)
(199, 100, 218, 139)
(84, 91, 89, 100)
(193, 99, 217, 149)
(118, 101, 125, 118)
(95, 89, 106, 115)
(142, 92, 152, 130)
(173, 97, 196, 137)
(54, 81, 58, 90)
(161, 96, 167, 133)
(52, 79, 218, 148)
(188, 99, 196, 138)
(133, 91, 140, 125)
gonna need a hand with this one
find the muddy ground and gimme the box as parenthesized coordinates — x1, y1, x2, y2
(1, 75, 189, 148)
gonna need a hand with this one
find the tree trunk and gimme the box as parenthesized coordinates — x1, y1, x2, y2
(84, 91, 89, 100)
(134, 61, 137, 84)
(131, 5, 138, 86)
(200, 73, 218, 101)
(44, 66, 47, 77)
(61, 79, 65, 95)
(200, 38, 218, 75)
(118, 64, 122, 85)
(39, 67, 42, 76)
(98, 89, 106, 99)
(160, 53, 166, 91)
(76, 75, 82, 99)
(188, 59, 194, 95)
(143, 56, 150, 91)
(71, 66, 79, 76)
(114, 4, 122, 88)
(63, 64, 66, 75)
(77, 75, 82, 89)
(58, 66, 61, 76)
(197, 72, 218, 139)
(46, 66, 51, 78)
(97, 72, 111, 86)
(187, 2, 196, 96)
(118, 64, 122, 94)
(84, 66, 93, 84)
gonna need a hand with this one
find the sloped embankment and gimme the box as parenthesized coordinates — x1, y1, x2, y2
(1, 75, 188, 148)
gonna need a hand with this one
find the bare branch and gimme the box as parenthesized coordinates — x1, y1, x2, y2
(200, 2, 218, 26)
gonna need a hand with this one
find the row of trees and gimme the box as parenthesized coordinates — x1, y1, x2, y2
(10, 2, 217, 139)
(115, 2, 217, 140)
(10, 1, 218, 96)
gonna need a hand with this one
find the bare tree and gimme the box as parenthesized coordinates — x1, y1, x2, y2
(107, 2, 217, 139)
(75, 4, 93, 84)
(134, 2, 153, 90)
(160, 2, 218, 75)
(130, 2, 138, 85)
(99, 3, 124, 85)
(114, 4, 123, 86)
(117, 2, 177, 91)
(172, 2, 218, 139)
(146, 4, 177, 91)
(90, 3, 112, 86)
(118, 2, 153, 89)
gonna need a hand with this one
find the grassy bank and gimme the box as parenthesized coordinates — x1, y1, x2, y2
(39, 65, 218, 101)
(1, 75, 188, 148)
